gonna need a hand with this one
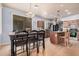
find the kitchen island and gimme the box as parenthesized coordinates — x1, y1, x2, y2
(50, 31, 70, 46)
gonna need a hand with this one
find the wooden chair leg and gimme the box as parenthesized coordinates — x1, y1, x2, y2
(14, 46, 17, 56)
(26, 43, 29, 56)
(37, 41, 39, 54)
(43, 40, 45, 50)
(28, 43, 30, 55)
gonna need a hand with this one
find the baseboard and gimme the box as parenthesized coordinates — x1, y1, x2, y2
(0, 43, 10, 47)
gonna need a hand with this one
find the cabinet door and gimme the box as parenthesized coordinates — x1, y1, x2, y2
(50, 32, 58, 44)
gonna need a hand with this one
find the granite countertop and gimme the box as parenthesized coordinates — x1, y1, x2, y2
(50, 31, 65, 32)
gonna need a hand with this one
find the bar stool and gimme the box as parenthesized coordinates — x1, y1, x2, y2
(14, 31, 28, 55)
(37, 30, 45, 52)
(28, 30, 38, 55)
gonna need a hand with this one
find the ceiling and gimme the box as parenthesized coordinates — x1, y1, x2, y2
(2, 3, 79, 19)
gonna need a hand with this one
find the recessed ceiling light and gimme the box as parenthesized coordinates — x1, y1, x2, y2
(43, 12, 47, 16)
(67, 12, 71, 15)
(44, 12, 47, 15)
(60, 4, 64, 7)
(65, 9, 69, 12)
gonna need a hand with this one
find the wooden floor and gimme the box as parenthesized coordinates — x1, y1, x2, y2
(1, 38, 79, 56)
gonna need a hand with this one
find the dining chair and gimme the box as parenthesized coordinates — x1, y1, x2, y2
(14, 31, 28, 55)
(27, 30, 38, 55)
(37, 30, 45, 51)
